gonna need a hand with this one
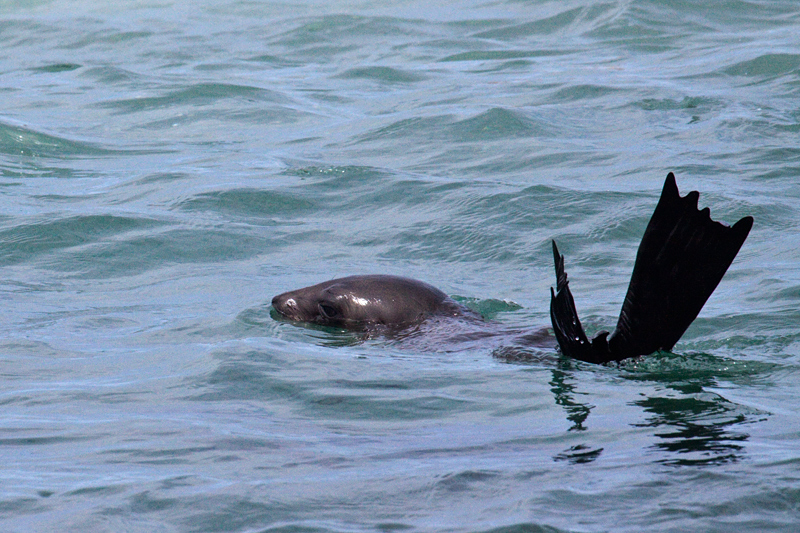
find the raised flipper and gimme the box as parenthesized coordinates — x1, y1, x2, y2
(550, 241, 611, 363)
(550, 173, 753, 363)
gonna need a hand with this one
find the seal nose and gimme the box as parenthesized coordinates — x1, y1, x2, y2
(272, 293, 298, 317)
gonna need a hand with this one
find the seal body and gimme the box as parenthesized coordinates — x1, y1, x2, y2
(272, 174, 753, 363)
(272, 274, 472, 330)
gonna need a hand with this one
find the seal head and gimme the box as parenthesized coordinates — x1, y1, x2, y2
(272, 274, 468, 330)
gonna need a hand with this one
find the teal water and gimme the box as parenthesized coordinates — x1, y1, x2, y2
(2, 1, 800, 531)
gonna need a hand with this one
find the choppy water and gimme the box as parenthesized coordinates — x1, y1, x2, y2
(2, 1, 800, 531)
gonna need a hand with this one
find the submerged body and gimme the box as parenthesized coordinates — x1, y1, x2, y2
(273, 173, 753, 364)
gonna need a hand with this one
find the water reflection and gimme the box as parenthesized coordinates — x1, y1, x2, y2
(549, 362, 604, 463)
(548, 353, 763, 466)
(622, 352, 768, 466)
(632, 393, 750, 466)
(553, 444, 604, 464)
(549, 366, 592, 432)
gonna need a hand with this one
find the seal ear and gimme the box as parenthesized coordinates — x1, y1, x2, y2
(550, 173, 753, 363)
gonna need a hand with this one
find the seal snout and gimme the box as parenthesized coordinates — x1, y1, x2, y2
(271, 292, 300, 319)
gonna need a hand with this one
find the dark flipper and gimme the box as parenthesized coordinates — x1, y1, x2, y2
(550, 241, 611, 363)
(608, 173, 753, 359)
(550, 173, 753, 363)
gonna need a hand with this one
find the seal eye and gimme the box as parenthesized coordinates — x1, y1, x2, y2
(318, 303, 339, 319)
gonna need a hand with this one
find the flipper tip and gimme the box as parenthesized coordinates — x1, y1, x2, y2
(551, 240, 567, 290)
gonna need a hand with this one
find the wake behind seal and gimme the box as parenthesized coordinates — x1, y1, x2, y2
(272, 173, 753, 364)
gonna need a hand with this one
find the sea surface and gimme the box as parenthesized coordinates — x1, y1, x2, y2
(1, 1, 799, 531)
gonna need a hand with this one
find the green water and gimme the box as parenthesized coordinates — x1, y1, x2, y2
(1, 1, 799, 531)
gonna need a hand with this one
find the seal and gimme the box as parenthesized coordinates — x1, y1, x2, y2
(271, 274, 477, 330)
(273, 173, 753, 363)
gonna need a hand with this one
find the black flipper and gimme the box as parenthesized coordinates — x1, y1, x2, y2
(550, 173, 753, 363)
(550, 241, 611, 363)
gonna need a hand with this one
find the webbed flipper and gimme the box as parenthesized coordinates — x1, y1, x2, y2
(550, 173, 753, 363)
(607, 173, 753, 360)
(550, 241, 611, 364)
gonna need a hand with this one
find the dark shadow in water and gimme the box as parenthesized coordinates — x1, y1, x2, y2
(548, 361, 604, 463)
(544, 352, 761, 466)
(553, 444, 604, 465)
(619, 351, 770, 466)
(619, 353, 760, 466)
(549, 366, 592, 432)
(631, 389, 751, 467)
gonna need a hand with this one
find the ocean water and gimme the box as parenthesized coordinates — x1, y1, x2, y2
(2, 0, 799, 531)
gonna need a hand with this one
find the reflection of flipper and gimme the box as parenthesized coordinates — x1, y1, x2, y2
(550, 173, 753, 364)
